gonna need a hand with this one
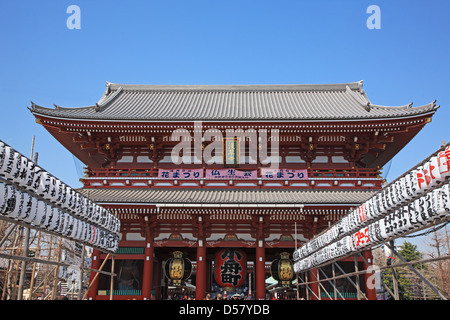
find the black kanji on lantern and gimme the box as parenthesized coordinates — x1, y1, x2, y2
(219, 249, 242, 286)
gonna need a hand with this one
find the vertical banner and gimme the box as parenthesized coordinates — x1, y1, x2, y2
(224, 138, 239, 166)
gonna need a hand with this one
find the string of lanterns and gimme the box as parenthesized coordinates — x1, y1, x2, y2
(0, 140, 120, 253)
(294, 145, 450, 273)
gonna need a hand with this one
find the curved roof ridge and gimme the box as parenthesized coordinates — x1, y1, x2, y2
(95, 86, 123, 111)
(105, 80, 364, 92)
(28, 101, 96, 112)
(345, 85, 370, 110)
(369, 100, 437, 111)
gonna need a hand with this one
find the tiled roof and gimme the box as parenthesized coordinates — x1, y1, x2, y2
(77, 188, 378, 205)
(29, 81, 438, 121)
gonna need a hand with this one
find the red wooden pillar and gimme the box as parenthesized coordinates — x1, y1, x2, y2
(363, 250, 377, 300)
(255, 216, 266, 300)
(195, 242, 207, 300)
(195, 216, 207, 300)
(309, 268, 320, 300)
(142, 223, 154, 300)
(255, 243, 266, 300)
(154, 260, 162, 300)
(87, 249, 101, 300)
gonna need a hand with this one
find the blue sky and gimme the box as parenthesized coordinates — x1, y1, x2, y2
(1, 1, 449, 251)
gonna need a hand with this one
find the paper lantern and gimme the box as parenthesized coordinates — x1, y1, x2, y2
(368, 220, 385, 244)
(1, 147, 18, 181)
(38, 171, 51, 198)
(412, 198, 427, 227)
(1, 184, 16, 216)
(424, 192, 438, 222)
(357, 204, 368, 224)
(48, 175, 58, 203)
(0, 183, 7, 213)
(24, 161, 36, 191)
(70, 218, 79, 240)
(6, 189, 23, 219)
(430, 188, 447, 219)
(42, 204, 54, 229)
(353, 227, 370, 250)
(214, 248, 247, 288)
(64, 213, 74, 237)
(0, 142, 6, 170)
(437, 151, 450, 178)
(17, 192, 31, 221)
(23, 196, 38, 224)
(428, 156, 442, 186)
(441, 183, 450, 211)
(33, 201, 46, 227)
(15, 156, 29, 187)
(164, 251, 192, 285)
(416, 166, 430, 193)
(62, 185, 72, 211)
(365, 197, 376, 221)
(48, 207, 61, 232)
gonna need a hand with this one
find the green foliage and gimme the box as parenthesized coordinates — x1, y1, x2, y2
(382, 241, 423, 300)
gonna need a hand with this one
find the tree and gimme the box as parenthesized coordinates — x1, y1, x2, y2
(382, 241, 423, 300)
(425, 227, 450, 299)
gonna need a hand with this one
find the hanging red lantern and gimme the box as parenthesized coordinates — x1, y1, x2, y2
(214, 248, 246, 288)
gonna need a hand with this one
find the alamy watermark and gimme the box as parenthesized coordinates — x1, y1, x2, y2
(66, 5, 81, 30)
(367, 5, 381, 30)
(170, 121, 280, 169)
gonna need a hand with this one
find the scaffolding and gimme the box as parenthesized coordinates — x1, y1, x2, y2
(0, 136, 116, 300)
(293, 217, 450, 300)
(292, 141, 450, 301)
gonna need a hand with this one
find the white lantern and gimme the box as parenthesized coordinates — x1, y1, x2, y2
(54, 179, 63, 204)
(441, 183, 450, 211)
(1, 184, 15, 215)
(18, 192, 31, 221)
(409, 169, 421, 197)
(431, 188, 447, 219)
(394, 180, 404, 204)
(377, 218, 388, 240)
(39, 171, 52, 198)
(1, 147, 18, 181)
(70, 218, 79, 240)
(48, 175, 58, 203)
(0, 183, 7, 213)
(23, 196, 38, 224)
(355, 227, 370, 250)
(6, 189, 24, 220)
(429, 156, 442, 185)
(424, 192, 438, 222)
(437, 151, 450, 178)
(0, 141, 6, 170)
(357, 204, 367, 224)
(412, 197, 427, 227)
(25, 161, 36, 191)
(62, 185, 72, 211)
(368, 220, 385, 243)
(398, 206, 413, 234)
(64, 213, 74, 237)
(48, 207, 61, 232)
(15, 156, 29, 187)
(42, 204, 54, 229)
(69, 189, 77, 213)
(416, 166, 429, 193)
(33, 201, 47, 227)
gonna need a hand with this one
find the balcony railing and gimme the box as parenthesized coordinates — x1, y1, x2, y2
(81, 167, 383, 190)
